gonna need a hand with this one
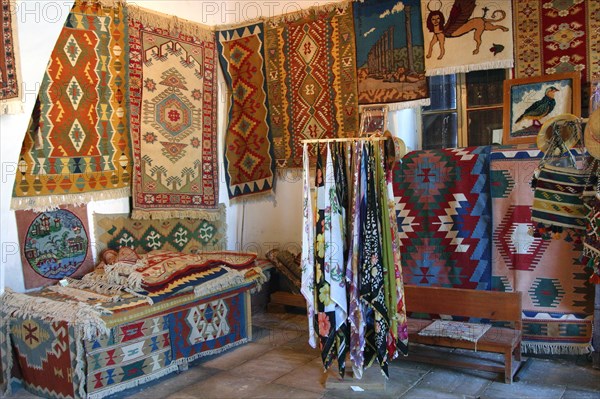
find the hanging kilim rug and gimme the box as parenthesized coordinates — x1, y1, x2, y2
(264, 2, 359, 168)
(392, 146, 492, 290)
(217, 22, 275, 200)
(0, 0, 23, 114)
(11, 1, 131, 211)
(513, 0, 600, 83)
(94, 207, 227, 254)
(420, 0, 514, 76)
(490, 145, 594, 354)
(128, 7, 219, 219)
(353, 0, 429, 109)
(15, 204, 94, 289)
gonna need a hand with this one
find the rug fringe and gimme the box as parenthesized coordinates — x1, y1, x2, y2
(127, 3, 215, 41)
(131, 204, 226, 221)
(171, 338, 249, 366)
(359, 98, 431, 112)
(86, 364, 179, 399)
(228, 189, 276, 205)
(0, 288, 109, 340)
(193, 269, 246, 298)
(74, 329, 87, 399)
(0, 100, 24, 115)
(522, 342, 593, 355)
(268, 0, 352, 24)
(425, 59, 515, 77)
(11, 187, 131, 212)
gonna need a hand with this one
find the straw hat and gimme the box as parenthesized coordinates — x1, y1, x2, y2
(584, 108, 600, 159)
(536, 113, 581, 154)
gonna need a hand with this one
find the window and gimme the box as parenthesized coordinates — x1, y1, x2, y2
(421, 69, 507, 149)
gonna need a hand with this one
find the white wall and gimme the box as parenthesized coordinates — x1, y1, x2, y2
(0, 0, 343, 293)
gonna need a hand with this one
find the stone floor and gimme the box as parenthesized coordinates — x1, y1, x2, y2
(4, 312, 600, 399)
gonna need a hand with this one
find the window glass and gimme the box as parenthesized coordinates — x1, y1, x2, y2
(467, 108, 503, 146)
(422, 112, 458, 149)
(424, 75, 457, 111)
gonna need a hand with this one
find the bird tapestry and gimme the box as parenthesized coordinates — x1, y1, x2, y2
(0, 0, 23, 115)
(420, 0, 514, 76)
(513, 0, 600, 84)
(502, 72, 581, 145)
(128, 7, 219, 219)
(11, 1, 131, 210)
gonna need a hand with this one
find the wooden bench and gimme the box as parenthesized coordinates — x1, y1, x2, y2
(404, 285, 523, 383)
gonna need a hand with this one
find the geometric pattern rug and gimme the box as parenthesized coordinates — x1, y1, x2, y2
(392, 146, 492, 290)
(513, 0, 600, 83)
(0, 0, 23, 114)
(94, 207, 226, 255)
(128, 7, 219, 219)
(217, 22, 275, 200)
(490, 145, 594, 354)
(85, 315, 175, 399)
(167, 288, 249, 364)
(11, 2, 131, 210)
(353, 0, 429, 109)
(264, 2, 359, 167)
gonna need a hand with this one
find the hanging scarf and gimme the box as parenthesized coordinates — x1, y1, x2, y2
(359, 143, 390, 377)
(301, 143, 317, 348)
(347, 141, 366, 378)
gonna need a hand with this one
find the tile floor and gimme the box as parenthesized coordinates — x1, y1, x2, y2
(3, 312, 600, 399)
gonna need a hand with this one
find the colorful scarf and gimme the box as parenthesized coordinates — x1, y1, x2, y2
(514, 0, 600, 83)
(12, 1, 131, 210)
(353, 0, 429, 109)
(217, 22, 275, 201)
(0, 0, 22, 114)
(264, 2, 359, 167)
(420, 0, 514, 76)
(128, 7, 219, 219)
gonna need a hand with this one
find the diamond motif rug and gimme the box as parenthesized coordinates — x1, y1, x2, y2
(167, 288, 249, 363)
(11, 2, 131, 210)
(128, 7, 219, 219)
(264, 3, 359, 167)
(15, 205, 94, 289)
(392, 147, 492, 290)
(217, 22, 275, 200)
(85, 315, 175, 398)
(420, 0, 514, 76)
(94, 208, 226, 254)
(353, 0, 429, 109)
(490, 145, 594, 354)
(514, 0, 600, 83)
(0, 0, 23, 114)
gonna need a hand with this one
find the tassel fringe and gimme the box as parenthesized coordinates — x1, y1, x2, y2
(268, 0, 352, 25)
(127, 4, 215, 41)
(171, 338, 249, 366)
(426, 60, 515, 77)
(131, 203, 226, 221)
(359, 98, 431, 112)
(11, 187, 131, 212)
(522, 342, 593, 356)
(86, 364, 179, 399)
(0, 100, 23, 115)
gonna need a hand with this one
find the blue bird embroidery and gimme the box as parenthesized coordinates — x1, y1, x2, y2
(514, 86, 559, 127)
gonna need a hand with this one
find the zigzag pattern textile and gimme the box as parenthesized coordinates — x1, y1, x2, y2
(217, 22, 275, 200)
(12, 1, 131, 211)
(264, 3, 359, 168)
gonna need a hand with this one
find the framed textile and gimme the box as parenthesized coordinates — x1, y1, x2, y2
(0, 0, 23, 114)
(11, 2, 131, 210)
(359, 106, 388, 137)
(503, 72, 581, 145)
(217, 22, 275, 200)
(353, 0, 429, 109)
(420, 0, 514, 76)
(264, 2, 359, 167)
(15, 205, 94, 289)
(128, 7, 219, 219)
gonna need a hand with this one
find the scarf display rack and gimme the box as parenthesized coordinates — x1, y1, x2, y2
(300, 136, 408, 381)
